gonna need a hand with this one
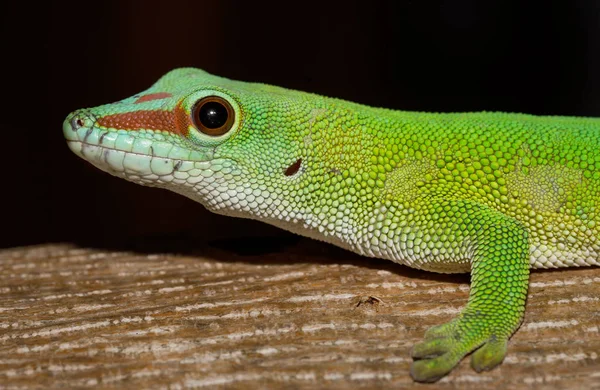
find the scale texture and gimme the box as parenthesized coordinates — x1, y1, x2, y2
(62, 69, 600, 381)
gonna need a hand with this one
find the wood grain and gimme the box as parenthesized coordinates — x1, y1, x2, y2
(0, 238, 599, 389)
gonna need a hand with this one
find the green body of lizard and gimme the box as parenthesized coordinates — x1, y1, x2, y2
(63, 68, 599, 382)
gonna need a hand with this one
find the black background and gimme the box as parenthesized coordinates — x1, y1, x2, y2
(3, 1, 600, 248)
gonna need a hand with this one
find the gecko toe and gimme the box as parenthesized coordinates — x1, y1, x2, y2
(411, 337, 454, 359)
(410, 353, 461, 383)
(471, 337, 508, 372)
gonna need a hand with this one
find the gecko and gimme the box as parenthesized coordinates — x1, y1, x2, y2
(63, 68, 599, 382)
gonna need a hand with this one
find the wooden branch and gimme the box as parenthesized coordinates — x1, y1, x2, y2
(1, 239, 598, 389)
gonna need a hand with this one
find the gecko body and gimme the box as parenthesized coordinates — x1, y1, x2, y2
(63, 68, 599, 382)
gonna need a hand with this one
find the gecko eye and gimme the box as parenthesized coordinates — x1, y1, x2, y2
(192, 96, 235, 136)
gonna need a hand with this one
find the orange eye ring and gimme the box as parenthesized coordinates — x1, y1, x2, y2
(192, 96, 235, 136)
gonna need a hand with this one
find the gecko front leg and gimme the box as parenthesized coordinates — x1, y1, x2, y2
(405, 201, 530, 382)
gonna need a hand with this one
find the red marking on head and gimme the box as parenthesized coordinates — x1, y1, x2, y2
(173, 103, 192, 136)
(97, 103, 193, 136)
(134, 92, 173, 104)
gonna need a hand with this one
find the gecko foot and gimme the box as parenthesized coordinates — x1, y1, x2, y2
(409, 315, 509, 382)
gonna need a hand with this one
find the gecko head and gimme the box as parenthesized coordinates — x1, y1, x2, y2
(63, 68, 323, 220)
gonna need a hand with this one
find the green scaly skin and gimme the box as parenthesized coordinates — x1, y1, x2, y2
(63, 68, 599, 382)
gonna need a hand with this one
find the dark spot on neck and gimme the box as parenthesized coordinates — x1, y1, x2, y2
(285, 158, 302, 176)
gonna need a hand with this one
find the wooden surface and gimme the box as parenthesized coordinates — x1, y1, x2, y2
(0, 238, 599, 389)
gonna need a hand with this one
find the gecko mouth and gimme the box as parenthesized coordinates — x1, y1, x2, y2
(63, 112, 245, 208)
(66, 140, 186, 187)
(63, 111, 196, 160)
(63, 111, 202, 185)
(65, 137, 241, 192)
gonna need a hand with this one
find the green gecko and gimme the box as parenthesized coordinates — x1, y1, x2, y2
(63, 68, 599, 382)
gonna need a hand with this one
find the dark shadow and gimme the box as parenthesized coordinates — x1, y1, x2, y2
(64, 230, 471, 285)
(208, 235, 302, 256)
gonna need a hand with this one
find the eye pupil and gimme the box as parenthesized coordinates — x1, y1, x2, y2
(192, 96, 235, 136)
(199, 101, 228, 129)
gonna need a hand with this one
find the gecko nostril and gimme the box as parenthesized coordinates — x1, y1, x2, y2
(71, 116, 82, 130)
(70, 113, 88, 130)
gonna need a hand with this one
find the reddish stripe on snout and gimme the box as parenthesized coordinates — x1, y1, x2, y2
(134, 92, 173, 103)
(97, 110, 178, 132)
(96, 103, 193, 136)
